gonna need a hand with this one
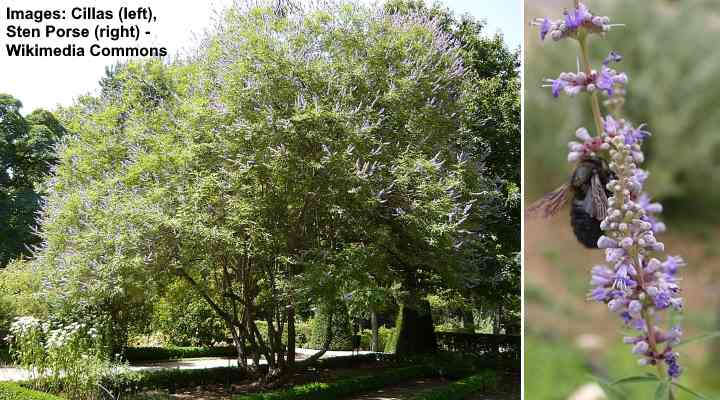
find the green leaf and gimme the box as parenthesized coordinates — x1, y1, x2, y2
(655, 382, 670, 400)
(588, 375, 627, 400)
(676, 331, 720, 347)
(672, 382, 709, 400)
(611, 375, 660, 386)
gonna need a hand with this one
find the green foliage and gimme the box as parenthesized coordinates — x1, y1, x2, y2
(149, 279, 227, 346)
(526, 1, 720, 217)
(233, 353, 492, 400)
(409, 370, 498, 400)
(523, 333, 595, 400)
(12, 0, 518, 371)
(383, 325, 398, 353)
(104, 366, 249, 395)
(0, 346, 9, 365)
(0, 382, 63, 400)
(359, 327, 394, 351)
(8, 317, 112, 400)
(0, 94, 65, 267)
(122, 346, 237, 363)
(312, 353, 395, 369)
(233, 365, 437, 400)
(307, 307, 353, 351)
(26, 0, 498, 370)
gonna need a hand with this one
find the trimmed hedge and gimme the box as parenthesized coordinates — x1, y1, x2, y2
(105, 366, 248, 394)
(0, 347, 10, 365)
(0, 382, 63, 400)
(410, 371, 498, 400)
(123, 346, 237, 362)
(233, 365, 437, 400)
(435, 332, 520, 360)
(314, 353, 396, 369)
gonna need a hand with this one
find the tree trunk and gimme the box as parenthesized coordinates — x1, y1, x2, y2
(391, 299, 437, 356)
(461, 309, 475, 332)
(287, 306, 296, 366)
(493, 305, 503, 334)
(370, 310, 379, 352)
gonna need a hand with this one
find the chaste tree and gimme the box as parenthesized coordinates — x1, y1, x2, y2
(8, 0, 519, 378)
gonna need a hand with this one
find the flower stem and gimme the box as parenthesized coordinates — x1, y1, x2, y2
(577, 36, 605, 137)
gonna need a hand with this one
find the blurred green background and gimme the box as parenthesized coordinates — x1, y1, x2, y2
(525, 0, 720, 399)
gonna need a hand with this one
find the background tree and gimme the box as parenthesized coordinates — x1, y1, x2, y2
(383, 0, 521, 339)
(0, 94, 65, 267)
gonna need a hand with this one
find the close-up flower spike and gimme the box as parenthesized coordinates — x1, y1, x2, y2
(533, 0, 687, 386)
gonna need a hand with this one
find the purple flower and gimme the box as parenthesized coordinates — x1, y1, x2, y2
(603, 51, 623, 65)
(564, 3, 591, 30)
(539, 17, 551, 41)
(590, 287, 610, 302)
(550, 79, 565, 97)
(663, 256, 685, 275)
(597, 236, 618, 249)
(630, 124, 651, 143)
(597, 68, 615, 95)
(632, 341, 649, 354)
(605, 248, 626, 263)
(665, 352, 682, 378)
(532, 3, 613, 42)
(653, 292, 671, 309)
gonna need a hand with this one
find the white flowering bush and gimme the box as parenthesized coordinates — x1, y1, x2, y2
(7, 316, 111, 400)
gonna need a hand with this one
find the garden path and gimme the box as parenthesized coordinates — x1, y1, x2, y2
(0, 348, 374, 382)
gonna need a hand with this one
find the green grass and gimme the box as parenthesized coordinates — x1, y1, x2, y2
(0, 382, 63, 400)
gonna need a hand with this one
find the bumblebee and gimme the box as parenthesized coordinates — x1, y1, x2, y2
(528, 157, 613, 248)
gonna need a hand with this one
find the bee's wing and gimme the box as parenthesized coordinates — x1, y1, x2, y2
(589, 174, 608, 221)
(526, 183, 570, 218)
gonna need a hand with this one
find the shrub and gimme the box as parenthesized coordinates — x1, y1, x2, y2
(233, 365, 437, 400)
(0, 382, 63, 400)
(7, 317, 111, 400)
(383, 326, 397, 353)
(410, 371, 498, 400)
(103, 366, 249, 395)
(123, 346, 237, 363)
(0, 347, 10, 366)
(314, 353, 396, 370)
(306, 308, 353, 351)
(358, 326, 394, 352)
(150, 279, 227, 347)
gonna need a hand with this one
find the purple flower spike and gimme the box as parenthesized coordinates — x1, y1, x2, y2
(537, 1, 686, 382)
(531, 3, 615, 42)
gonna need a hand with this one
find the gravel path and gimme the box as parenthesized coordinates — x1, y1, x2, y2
(0, 348, 375, 382)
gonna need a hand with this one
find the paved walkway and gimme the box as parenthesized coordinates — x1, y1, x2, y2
(0, 348, 374, 382)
